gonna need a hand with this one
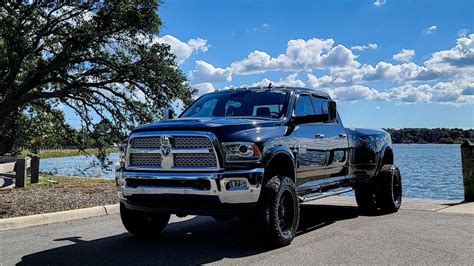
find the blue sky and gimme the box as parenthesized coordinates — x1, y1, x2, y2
(147, 0, 473, 129)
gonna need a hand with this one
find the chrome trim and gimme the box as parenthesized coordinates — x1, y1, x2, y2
(125, 131, 222, 172)
(117, 168, 264, 204)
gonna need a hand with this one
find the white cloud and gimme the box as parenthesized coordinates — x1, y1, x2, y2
(424, 34, 474, 77)
(199, 34, 474, 105)
(324, 85, 385, 102)
(351, 43, 378, 51)
(157, 35, 210, 64)
(425, 25, 438, 34)
(458, 28, 471, 37)
(193, 83, 216, 97)
(393, 49, 416, 62)
(189, 60, 232, 83)
(373, 0, 386, 6)
(250, 74, 306, 88)
(231, 38, 361, 74)
(386, 81, 473, 103)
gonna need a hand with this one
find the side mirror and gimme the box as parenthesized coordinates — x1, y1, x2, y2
(162, 108, 174, 120)
(291, 114, 329, 125)
(328, 101, 337, 122)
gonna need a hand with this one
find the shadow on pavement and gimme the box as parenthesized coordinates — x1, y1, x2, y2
(18, 204, 360, 265)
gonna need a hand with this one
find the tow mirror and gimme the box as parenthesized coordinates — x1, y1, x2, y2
(162, 108, 174, 120)
(291, 114, 329, 125)
(328, 101, 337, 122)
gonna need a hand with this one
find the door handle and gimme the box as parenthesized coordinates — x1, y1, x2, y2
(339, 133, 347, 138)
(315, 133, 325, 138)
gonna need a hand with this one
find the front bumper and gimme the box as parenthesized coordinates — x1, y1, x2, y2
(116, 168, 264, 213)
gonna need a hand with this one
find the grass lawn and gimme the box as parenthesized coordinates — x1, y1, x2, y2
(0, 175, 117, 218)
(20, 147, 119, 159)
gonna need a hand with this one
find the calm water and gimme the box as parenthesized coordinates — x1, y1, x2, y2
(40, 144, 464, 200)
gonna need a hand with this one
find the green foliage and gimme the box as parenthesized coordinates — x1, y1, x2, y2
(384, 128, 474, 144)
(0, 1, 196, 161)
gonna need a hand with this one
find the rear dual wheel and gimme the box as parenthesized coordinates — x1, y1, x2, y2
(355, 164, 402, 214)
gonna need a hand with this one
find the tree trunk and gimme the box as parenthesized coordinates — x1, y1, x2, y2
(0, 109, 20, 155)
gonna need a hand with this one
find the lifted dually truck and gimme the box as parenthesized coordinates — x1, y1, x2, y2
(116, 86, 402, 247)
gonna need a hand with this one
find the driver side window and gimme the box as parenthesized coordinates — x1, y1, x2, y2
(294, 95, 315, 116)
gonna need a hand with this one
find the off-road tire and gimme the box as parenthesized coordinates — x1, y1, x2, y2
(120, 203, 170, 237)
(375, 164, 402, 213)
(355, 182, 378, 214)
(257, 175, 300, 247)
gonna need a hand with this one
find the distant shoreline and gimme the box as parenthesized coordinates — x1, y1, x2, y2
(384, 128, 472, 145)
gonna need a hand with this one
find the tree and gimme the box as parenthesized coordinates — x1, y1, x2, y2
(0, 1, 195, 159)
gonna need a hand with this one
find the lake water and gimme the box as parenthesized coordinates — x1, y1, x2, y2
(40, 144, 464, 200)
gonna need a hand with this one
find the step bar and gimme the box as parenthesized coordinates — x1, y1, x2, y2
(298, 187, 353, 203)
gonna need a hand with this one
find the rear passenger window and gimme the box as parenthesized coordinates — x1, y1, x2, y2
(311, 96, 324, 115)
(295, 95, 315, 116)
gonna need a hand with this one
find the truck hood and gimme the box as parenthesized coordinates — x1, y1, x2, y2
(131, 117, 286, 142)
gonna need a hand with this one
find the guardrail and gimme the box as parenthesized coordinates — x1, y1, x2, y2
(461, 140, 473, 202)
(0, 154, 40, 188)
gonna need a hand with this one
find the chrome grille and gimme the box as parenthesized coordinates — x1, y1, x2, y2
(126, 132, 219, 171)
(129, 153, 162, 167)
(171, 136, 213, 149)
(130, 136, 212, 149)
(174, 153, 217, 168)
(131, 137, 161, 149)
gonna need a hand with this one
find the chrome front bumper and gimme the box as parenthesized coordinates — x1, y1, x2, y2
(116, 168, 264, 204)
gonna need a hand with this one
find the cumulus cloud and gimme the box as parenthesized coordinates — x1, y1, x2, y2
(193, 83, 216, 97)
(393, 49, 416, 62)
(189, 60, 232, 83)
(197, 34, 473, 105)
(373, 0, 386, 6)
(157, 35, 210, 64)
(250, 74, 306, 88)
(351, 43, 378, 51)
(458, 28, 471, 37)
(231, 38, 362, 74)
(424, 34, 474, 76)
(425, 25, 438, 34)
(325, 85, 385, 102)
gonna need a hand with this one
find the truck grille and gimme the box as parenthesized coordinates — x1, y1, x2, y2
(174, 153, 217, 168)
(126, 133, 219, 171)
(129, 153, 162, 167)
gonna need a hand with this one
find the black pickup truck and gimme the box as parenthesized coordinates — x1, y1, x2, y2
(116, 86, 402, 246)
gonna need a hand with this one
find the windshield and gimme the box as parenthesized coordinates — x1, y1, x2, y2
(180, 90, 289, 119)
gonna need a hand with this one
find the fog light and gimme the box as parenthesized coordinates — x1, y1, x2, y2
(225, 179, 249, 191)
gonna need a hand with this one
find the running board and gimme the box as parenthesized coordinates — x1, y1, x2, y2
(298, 187, 353, 203)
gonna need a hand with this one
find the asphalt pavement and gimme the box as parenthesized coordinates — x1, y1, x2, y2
(1, 199, 473, 265)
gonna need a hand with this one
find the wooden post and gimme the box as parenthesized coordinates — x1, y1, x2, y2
(30, 155, 40, 184)
(461, 140, 474, 202)
(15, 157, 27, 188)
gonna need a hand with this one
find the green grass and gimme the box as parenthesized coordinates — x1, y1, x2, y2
(18, 174, 115, 192)
(21, 147, 119, 159)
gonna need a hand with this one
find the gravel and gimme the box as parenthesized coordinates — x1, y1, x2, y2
(0, 175, 118, 218)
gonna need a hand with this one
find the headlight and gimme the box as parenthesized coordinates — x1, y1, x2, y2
(119, 143, 127, 168)
(222, 142, 262, 163)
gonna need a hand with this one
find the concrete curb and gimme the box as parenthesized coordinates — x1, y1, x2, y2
(0, 204, 119, 231)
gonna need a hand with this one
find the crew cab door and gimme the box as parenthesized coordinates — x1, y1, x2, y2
(291, 94, 327, 191)
(311, 95, 350, 178)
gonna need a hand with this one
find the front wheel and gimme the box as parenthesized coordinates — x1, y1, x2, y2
(120, 203, 170, 237)
(257, 175, 300, 247)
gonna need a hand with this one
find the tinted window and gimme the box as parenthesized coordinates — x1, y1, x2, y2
(181, 90, 289, 118)
(311, 95, 328, 115)
(294, 95, 315, 116)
